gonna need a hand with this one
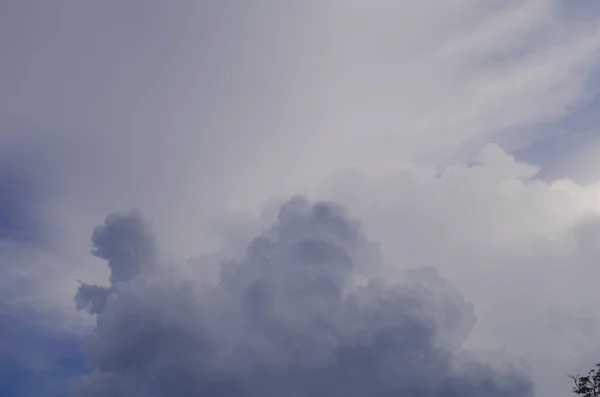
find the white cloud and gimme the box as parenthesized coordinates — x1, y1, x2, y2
(318, 144, 600, 397)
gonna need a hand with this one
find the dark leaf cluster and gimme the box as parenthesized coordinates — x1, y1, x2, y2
(571, 364, 600, 397)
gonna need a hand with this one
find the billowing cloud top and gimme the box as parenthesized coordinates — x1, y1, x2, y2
(73, 197, 533, 397)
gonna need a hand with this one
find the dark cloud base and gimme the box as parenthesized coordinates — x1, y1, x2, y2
(74, 196, 534, 397)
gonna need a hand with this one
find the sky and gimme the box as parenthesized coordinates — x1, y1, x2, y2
(2, 1, 600, 396)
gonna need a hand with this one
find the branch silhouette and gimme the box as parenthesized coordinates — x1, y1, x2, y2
(571, 363, 600, 396)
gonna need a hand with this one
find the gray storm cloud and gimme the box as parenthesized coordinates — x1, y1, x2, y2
(75, 209, 156, 315)
(73, 196, 533, 397)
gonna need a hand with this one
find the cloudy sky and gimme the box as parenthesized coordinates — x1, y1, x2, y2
(2, 1, 600, 396)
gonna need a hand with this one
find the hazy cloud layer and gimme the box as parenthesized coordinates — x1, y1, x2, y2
(73, 198, 533, 397)
(2, 2, 600, 397)
(0, 304, 85, 397)
(3, 1, 600, 255)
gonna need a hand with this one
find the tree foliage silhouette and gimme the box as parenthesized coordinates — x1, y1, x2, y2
(571, 363, 600, 396)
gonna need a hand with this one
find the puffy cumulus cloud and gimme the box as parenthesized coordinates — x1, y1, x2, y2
(73, 197, 533, 397)
(318, 144, 600, 397)
(75, 210, 156, 315)
(89, 209, 157, 286)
